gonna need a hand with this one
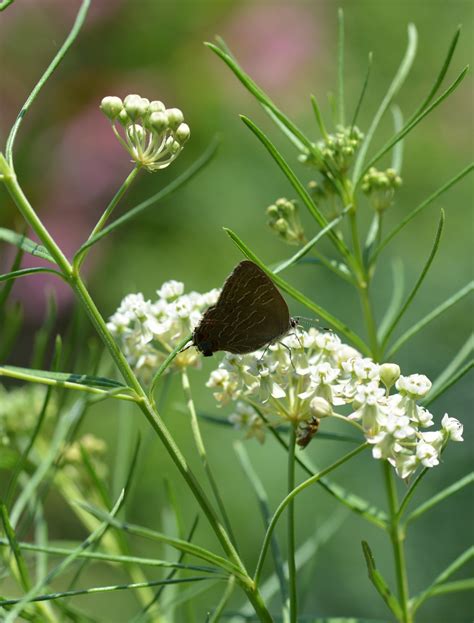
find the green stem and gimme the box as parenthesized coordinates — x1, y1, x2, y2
(74, 165, 141, 271)
(0, 155, 72, 275)
(181, 369, 237, 546)
(287, 425, 297, 623)
(383, 462, 411, 623)
(1, 156, 272, 621)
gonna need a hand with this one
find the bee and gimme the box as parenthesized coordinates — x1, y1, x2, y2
(296, 416, 320, 449)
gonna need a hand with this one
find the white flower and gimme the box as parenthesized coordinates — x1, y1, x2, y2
(441, 414, 464, 441)
(228, 402, 266, 444)
(416, 441, 440, 468)
(396, 374, 432, 399)
(157, 280, 184, 300)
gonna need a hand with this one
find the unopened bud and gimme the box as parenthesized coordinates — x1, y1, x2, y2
(100, 96, 123, 119)
(309, 396, 332, 419)
(380, 363, 401, 391)
(166, 107, 184, 129)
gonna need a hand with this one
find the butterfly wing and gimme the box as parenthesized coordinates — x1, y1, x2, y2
(193, 261, 291, 355)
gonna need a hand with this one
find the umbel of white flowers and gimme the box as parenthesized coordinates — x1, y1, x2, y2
(108, 280, 464, 480)
(100, 94, 190, 171)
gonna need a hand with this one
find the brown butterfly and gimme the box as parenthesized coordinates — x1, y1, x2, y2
(192, 260, 297, 357)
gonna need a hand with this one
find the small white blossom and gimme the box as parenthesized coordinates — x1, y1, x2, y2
(396, 374, 432, 399)
(441, 414, 464, 441)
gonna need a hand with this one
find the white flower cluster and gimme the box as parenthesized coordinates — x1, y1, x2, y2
(100, 94, 190, 172)
(107, 281, 220, 382)
(206, 329, 463, 479)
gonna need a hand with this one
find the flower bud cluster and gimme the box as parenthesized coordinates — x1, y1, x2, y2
(361, 167, 402, 212)
(0, 384, 52, 448)
(300, 125, 363, 176)
(206, 330, 463, 478)
(107, 281, 220, 382)
(62, 434, 108, 485)
(100, 94, 190, 172)
(266, 198, 305, 245)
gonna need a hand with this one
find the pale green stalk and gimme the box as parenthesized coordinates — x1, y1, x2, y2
(287, 426, 297, 623)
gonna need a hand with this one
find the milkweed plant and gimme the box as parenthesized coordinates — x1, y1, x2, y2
(0, 1, 472, 622)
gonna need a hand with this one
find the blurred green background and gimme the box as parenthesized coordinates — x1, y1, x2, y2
(0, 0, 473, 621)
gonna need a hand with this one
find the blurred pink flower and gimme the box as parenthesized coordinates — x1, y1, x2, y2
(222, 4, 324, 94)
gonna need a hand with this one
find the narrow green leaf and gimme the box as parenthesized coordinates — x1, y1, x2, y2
(409, 25, 462, 119)
(357, 66, 469, 185)
(0, 303, 23, 362)
(425, 334, 474, 405)
(411, 546, 474, 614)
(0, 267, 64, 284)
(377, 258, 404, 342)
(310, 95, 329, 140)
(208, 576, 235, 623)
(363, 212, 381, 265)
(387, 281, 473, 358)
(4, 491, 125, 622)
(361, 541, 403, 618)
(5, 336, 62, 508)
(77, 501, 242, 577)
(10, 399, 86, 527)
(373, 163, 473, 261)
(351, 52, 373, 130)
(5, 0, 91, 164)
(382, 210, 445, 350)
(224, 227, 370, 354)
(0, 364, 131, 392)
(75, 138, 220, 256)
(31, 293, 57, 369)
(205, 41, 314, 154)
(0, 244, 23, 312)
(0, 228, 55, 263)
(0, 537, 218, 573)
(273, 206, 351, 274)
(0, 501, 32, 591)
(424, 358, 473, 408)
(0, 1, 15, 12)
(149, 333, 192, 398)
(352, 24, 418, 183)
(406, 472, 474, 525)
(234, 442, 287, 605)
(390, 105, 404, 172)
(0, 576, 218, 609)
(337, 8, 345, 125)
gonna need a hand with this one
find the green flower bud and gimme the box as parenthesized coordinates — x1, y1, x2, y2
(309, 396, 333, 418)
(149, 111, 168, 132)
(166, 107, 184, 129)
(169, 140, 181, 155)
(274, 218, 288, 233)
(266, 204, 279, 218)
(124, 94, 144, 120)
(149, 100, 166, 113)
(380, 363, 401, 391)
(118, 108, 130, 126)
(100, 96, 123, 119)
(175, 122, 191, 143)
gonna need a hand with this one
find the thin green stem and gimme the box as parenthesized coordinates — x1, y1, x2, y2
(74, 165, 141, 271)
(287, 426, 297, 623)
(0, 155, 72, 275)
(4, 0, 91, 165)
(383, 462, 411, 623)
(181, 369, 237, 546)
(254, 443, 368, 586)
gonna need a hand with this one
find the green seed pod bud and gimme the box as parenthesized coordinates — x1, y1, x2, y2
(149, 111, 169, 132)
(380, 363, 401, 391)
(309, 396, 333, 419)
(149, 100, 166, 113)
(118, 108, 130, 126)
(124, 94, 144, 120)
(169, 140, 181, 155)
(166, 107, 184, 129)
(100, 96, 123, 119)
(274, 218, 288, 234)
(175, 122, 190, 143)
(266, 204, 279, 218)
